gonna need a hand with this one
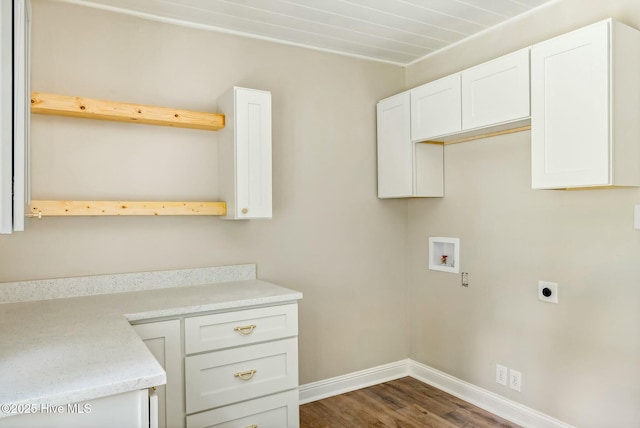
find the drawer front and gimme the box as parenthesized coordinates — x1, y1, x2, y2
(185, 338, 298, 414)
(186, 389, 299, 428)
(185, 304, 298, 354)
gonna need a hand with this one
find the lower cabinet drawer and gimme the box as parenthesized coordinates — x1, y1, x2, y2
(185, 304, 298, 354)
(185, 338, 298, 414)
(186, 389, 299, 428)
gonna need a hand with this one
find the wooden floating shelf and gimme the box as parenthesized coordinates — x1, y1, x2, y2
(421, 125, 532, 146)
(30, 92, 225, 131)
(443, 125, 531, 145)
(29, 200, 227, 217)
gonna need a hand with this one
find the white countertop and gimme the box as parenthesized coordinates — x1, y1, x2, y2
(0, 278, 302, 418)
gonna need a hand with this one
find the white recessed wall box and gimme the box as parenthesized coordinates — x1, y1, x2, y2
(428, 237, 460, 273)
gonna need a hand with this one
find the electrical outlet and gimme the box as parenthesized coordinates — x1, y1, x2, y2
(538, 280, 558, 304)
(509, 369, 522, 392)
(496, 364, 507, 386)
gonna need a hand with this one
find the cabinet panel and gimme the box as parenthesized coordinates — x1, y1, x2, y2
(185, 338, 298, 414)
(376, 92, 412, 198)
(0, 0, 29, 234)
(0, 390, 150, 428)
(185, 304, 298, 354)
(411, 74, 461, 141)
(186, 389, 299, 428)
(133, 320, 184, 428)
(462, 49, 529, 130)
(219, 87, 272, 219)
(531, 20, 610, 188)
(414, 143, 444, 197)
(0, 0, 13, 233)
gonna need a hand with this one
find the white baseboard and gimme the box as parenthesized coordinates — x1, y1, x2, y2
(298, 359, 409, 404)
(408, 359, 574, 428)
(298, 358, 573, 428)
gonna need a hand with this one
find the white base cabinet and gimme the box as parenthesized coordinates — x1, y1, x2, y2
(218, 87, 272, 219)
(184, 304, 299, 428)
(531, 19, 640, 189)
(132, 320, 184, 428)
(0, 390, 152, 428)
(134, 303, 300, 428)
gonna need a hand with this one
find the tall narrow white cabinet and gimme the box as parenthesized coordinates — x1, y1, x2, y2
(218, 87, 272, 219)
(377, 92, 443, 198)
(377, 92, 412, 198)
(0, 0, 30, 234)
(133, 320, 184, 428)
(531, 19, 640, 189)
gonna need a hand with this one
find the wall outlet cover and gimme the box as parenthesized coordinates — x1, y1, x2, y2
(509, 369, 522, 392)
(635, 205, 640, 230)
(538, 280, 558, 304)
(496, 364, 508, 386)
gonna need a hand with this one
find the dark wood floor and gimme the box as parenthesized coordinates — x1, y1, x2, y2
(299, 377, 521, 428)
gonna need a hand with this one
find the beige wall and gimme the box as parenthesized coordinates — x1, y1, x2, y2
(0, 0, 409, 384)
(407, 0, 640, 426)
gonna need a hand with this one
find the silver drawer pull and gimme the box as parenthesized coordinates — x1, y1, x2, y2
(234, 369, 257, 380)
(234, 324, 256, 335)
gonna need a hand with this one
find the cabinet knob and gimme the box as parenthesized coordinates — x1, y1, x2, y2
(241, 208, 248, 214)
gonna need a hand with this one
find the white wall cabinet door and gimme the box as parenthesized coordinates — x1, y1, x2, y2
(377, 92, 443, 198)
(377, 92, 412, 198)
(462, 48, 529, 130)
(411, 74, 461, 142)
(133, 320, 184, 428)
(531, 19, 640, 189)
(0, 0, 12, 233)
(218, 87, 272, 219)
(0, 0, 29, 234)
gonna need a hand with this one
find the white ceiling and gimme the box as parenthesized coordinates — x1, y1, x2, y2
(60, 0, 555, 66)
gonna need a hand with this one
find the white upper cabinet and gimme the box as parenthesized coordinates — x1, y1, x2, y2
(531, 19, 640, 189)
(377, 92, 443, 199)
(409, 49, 530, 143)
(462, 49, 530, 130)
(218, 87, 272, 219)
(0, 0, 30, 234)
(411, 74, 462, 142)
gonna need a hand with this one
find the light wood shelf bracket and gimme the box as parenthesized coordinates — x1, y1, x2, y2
(29, 200, 227, 217)
(30, 92, 225, 131)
